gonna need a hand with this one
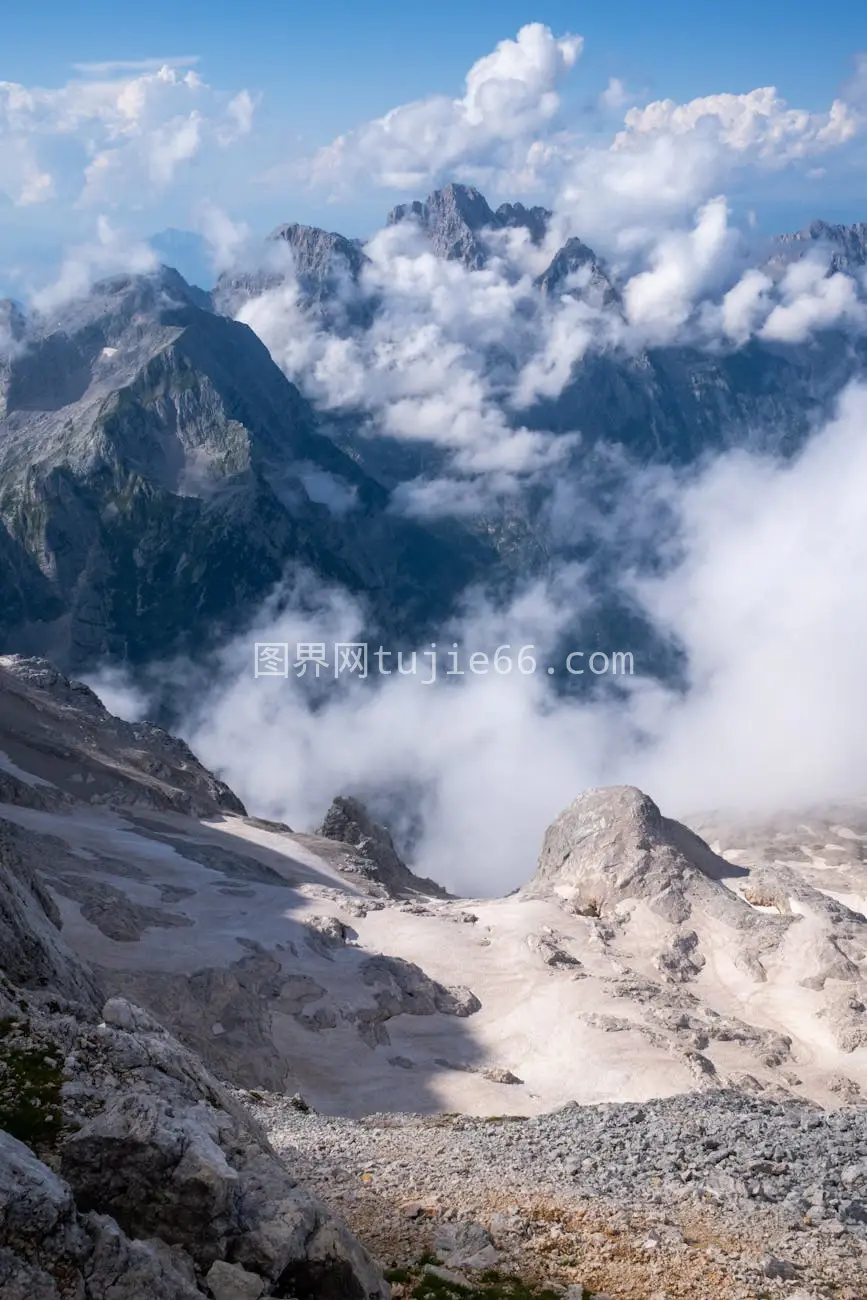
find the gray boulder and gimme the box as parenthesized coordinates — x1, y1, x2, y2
(59, 998, 388, 1297)
(528, 785, 742, 920)
(0, 1129, 202, 1299)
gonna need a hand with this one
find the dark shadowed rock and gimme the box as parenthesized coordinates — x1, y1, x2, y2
(318, 794, 448, 898)
(0, 1130, 202, 1300)
(0, 656, 246, 816)
(0, 819, 103, 1012)
(495, 201, 552, 244)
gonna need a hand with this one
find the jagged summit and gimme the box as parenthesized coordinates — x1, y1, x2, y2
(387, 182, 552, 268)
(267, 221, 368, 288)
(213, 222, 371, 319)
(387, 183, 500, 269)
(775, 219, 867, 273)
(535, 235, 620, 307)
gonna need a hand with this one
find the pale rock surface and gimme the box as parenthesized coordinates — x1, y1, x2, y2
(5, 658, 867, 1115)
(0, 705, 390, 1300)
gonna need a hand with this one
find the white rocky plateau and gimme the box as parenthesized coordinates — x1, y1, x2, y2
(5, 654, 867, 1299)
(2, 653, 866, 1119)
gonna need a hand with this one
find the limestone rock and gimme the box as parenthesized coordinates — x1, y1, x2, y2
(434, 1220, 502, 1270)
(361, 955, 480, 1019)
(317, 795, 447, 898)
(59, 999, 389, 1297)
(0, 1130, 201, 1299)
(529, 785, 740, 918)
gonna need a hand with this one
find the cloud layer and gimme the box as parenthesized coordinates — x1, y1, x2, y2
(0, 63, 254, 211)
(92, 381, 867, 898)
(308, 24, 583, 195)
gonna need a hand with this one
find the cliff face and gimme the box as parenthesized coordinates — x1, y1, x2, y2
(0, 268, 486, 668)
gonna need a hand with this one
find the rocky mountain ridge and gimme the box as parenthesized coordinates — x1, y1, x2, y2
(0, 266, 489, 668)
(2, 184, 866, 675)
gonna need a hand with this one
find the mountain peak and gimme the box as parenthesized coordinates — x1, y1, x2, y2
(387, 183, 498, 269)
(386, 182, 551, 268)
(774, 218, 867, 274)
(267, 221, 367, 282)
(210, 222, 369, 314)
(35, 264, 211, 338)
(535, 236, 620, 306)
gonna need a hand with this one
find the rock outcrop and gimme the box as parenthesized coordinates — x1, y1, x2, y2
(0, 993, 389, 1298)
(0, 655, 246, 816)
(387, 184, 551, 268)
(317, 795, 448, 899)
(528, 784, 741, 920)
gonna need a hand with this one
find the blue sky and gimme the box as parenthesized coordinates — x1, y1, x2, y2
(2, 2, 866, 294)
(5, 0, 865, 115)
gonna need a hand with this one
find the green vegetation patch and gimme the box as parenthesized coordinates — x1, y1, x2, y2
(0, 1016, 65, 1152)
(406, 1265, 570, 1299)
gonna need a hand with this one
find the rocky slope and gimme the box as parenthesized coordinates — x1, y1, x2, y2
(0, 689, 390, 1296)
(245, 1089, 867, 1298)
(5, 658, 867, 1294)
(4, 657, 867, 1116)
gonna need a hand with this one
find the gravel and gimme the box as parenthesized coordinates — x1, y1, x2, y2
(239, 1087, 867, 1299)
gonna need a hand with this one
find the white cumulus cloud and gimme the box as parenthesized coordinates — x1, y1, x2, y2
(0, 63, 255, 211)
(307, 24, 582, 195)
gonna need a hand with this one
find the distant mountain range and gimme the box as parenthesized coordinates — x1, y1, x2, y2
(1, 184, 865, 673)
